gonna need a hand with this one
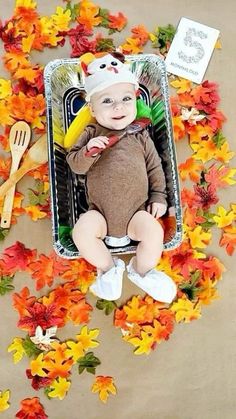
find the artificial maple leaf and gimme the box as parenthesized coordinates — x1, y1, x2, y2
(183, 207, 206, 229)
(1, 241, 36, 275)
(120, 37, 143, 54)
(178, 157, 203, 182)
(0, 156, 11, 180)
(157, 254, 183, 284)
(78, 1, 102, 30)
(0, 99, 15, 126)
(77, 351, 101, 375)
(178, 92, 195, 107)
(113, 307, 128, 329)
(123, 296, 147, 323)
(201, 256, 226, 282)
(108, 12, 127, 32)
(214, 141, 235, 163)
(8, 337, 26, 363)
(197, 277, 219, 305)
(193, 184, 219, 210)
(51, 6, 71, 31)
(170, 77, 192, 94)
(219, 231, 236, 256)
(128, 330, 154, 355)
(207, 110, 226, 132)
(47, 377, 71, 400)
(204, 164, 234, 189)
(191, 139, 217, 163)
(170, 297, 201, 322)
(12, 286, 36, 316)
(187, 226, 212, 249)
(0, 78, 12, 99)
(15, 397, 48, 419)
(65, 340, 84, 362)
(91, 376, 117, 403)
(188, 124, 214, 143)
(27, 253, 60, 290)
(30, 353, 48, 377)
(0, 390, 10, 412)
(26, 369, 53, 391)
(24, 205, 47, 221)
(171, 115, 186, 140)
(213, 206, 235, 228)
(131, 24, 149, 45)
(3, 51, 30, 72)
(67, 298, 93, 324)
(15, 0, 37, 9)
(143, 319, 166, 343)
(13, 66, 40, 83)
(76, 326, 100, 351)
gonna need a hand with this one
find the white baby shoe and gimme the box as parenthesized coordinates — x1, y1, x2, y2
(127, 257, 177, 303)
(90, 258, 125, 301)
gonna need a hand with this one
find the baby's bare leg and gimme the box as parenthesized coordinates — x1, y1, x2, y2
(127, 210, 164, 276)
(72, 210, 114, 272)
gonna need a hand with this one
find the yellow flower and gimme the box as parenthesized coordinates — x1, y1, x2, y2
(91, 376, 117, 403)
(0, 390, 10, 412)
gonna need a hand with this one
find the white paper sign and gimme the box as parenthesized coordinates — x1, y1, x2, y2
(165, 17, 220, 84)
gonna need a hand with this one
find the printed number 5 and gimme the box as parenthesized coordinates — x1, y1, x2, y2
(178, 27, 207, 64)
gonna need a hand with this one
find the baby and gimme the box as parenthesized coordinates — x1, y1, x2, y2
(66, 53, 177, 303)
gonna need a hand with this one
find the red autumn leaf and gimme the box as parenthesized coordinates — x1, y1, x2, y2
(169, 241, 204, 278)
(204, 163, 230, 189)
(193, 184, 219, 210)
(16, 397, 48, 419)
(201, 256, 226, 280)
(1, 241, 36, 275)
(108, 12, 127, 31)
(18, 302, 64, 335)
(12, 286, 36, 316)
(26, 369, 53, 390)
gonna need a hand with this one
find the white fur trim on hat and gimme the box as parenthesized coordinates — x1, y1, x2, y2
(84, 54, 139, 101)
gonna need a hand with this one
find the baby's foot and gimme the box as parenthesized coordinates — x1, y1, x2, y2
(127, 257, 177, 303)
(90, 258, 125, 301)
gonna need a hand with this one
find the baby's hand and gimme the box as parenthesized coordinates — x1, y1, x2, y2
(146, 202, 167, 218)
(86, 136, 109, 156)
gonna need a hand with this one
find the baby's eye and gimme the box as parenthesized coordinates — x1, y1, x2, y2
(123, 96, 132, 102)
(102, 98, 113, 104)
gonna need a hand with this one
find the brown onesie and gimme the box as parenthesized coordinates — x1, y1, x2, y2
(66, 123, 167, 238)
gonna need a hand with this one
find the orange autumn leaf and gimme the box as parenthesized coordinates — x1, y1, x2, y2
(3, 51, 30, 73)
(91, 376, 117, 403)
(123, 296, 147, 323)
(183, 207, 205, 229)
(13, 6, 39, 34)
(191, 139, 217, 163)
(16, 397, 47, 418)
(24, 205, 47, 221)
(9, 92, 45, 123)
(172, 116, 186, 140)
(27, 162, 49, 182)
(44, 355, 73, 380)
(13, 66, 40, 83)
(12, 287, 36, 316)
(178, 92, 195, 107)
(0, 157, 11, 180)
(108, 12, 127, 31)
(220, 231, 236, 256)
(67, 299, 93, 325)
(178, 157, 203, 182)
(0, 100, 15, 126)
(188, 124, 214, 143)
(131, 24, 149, 45)
(78, 1, 102, 30)
(201, 256, 226, 282)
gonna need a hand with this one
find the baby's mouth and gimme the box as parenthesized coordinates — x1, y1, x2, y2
(112, 116, 125, 120)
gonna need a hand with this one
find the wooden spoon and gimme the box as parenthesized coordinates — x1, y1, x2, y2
(0, 134, 48, 199)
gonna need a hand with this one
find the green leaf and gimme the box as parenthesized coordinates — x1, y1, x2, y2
(28, 180, 49, 206)
(98, 8, 110, 27)
(0, 226, 9, 241)
(179, 271, 203, 300)
(96, 37, 115, 52)
(65, 2, 80, 21)
(96, 298, 117, 315)
(212, 131, 226, 148)
(0, 275, 15, 295)
(22, 335, 42, 358)
(201, 211, 216, 229)
(77, 352, 101, 375)
(44, 386, 52, 400)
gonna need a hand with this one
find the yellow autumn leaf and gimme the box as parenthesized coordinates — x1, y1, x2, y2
(213, 206, 235, 228)
(231, 204, 236, 214)
(149, 33, 157, 42)
(51, 6, 71, 31)
(15, 0, 36, 8)
(188, 226, 212, 249)
(0, 100, 15, 126)
(170, 77, 192, 93)
(191, 140, 217, 163)
(214, 142, 235, 163)
(120, 37, 143, 54)
(48, 377, 71, 400)
(30, 353, 47, 377)
(24, 205, 47, 221)
(215, 38, 222, 49)
(197, 278, 219, 305)
(221, 168, 236, 185)
(65, 341, 84, 362)
(8, 337, 26, 364)
(0, 390, 10, 412)
(170, 298, 201, 323)
(91, 376, 117, 403)
(0, 79, 12, 99)
(22, 34, 35, 53)
(189, 124, 214, 143)
(157, 254, 183, 284)
(76, 326, 99, 351)
(128, 330, 154, 355)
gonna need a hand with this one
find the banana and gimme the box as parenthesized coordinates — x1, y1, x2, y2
(64, 104, 95, 149)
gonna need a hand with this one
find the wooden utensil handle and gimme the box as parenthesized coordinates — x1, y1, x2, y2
(0, 185, 16, 228)
(0, 165, 28, 198)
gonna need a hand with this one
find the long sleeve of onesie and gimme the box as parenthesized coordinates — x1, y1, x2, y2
(66, 126, 100, 174)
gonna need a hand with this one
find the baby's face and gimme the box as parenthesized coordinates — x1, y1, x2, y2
(89, 83, 137, 130)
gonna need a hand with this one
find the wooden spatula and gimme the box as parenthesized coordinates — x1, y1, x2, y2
(1, 121, 31, 228)
(0, 134, 48, 200)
